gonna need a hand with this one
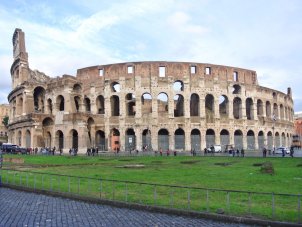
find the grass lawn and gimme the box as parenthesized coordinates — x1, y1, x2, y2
(3, 154, 302, 194)
(2, 154, 302, 222)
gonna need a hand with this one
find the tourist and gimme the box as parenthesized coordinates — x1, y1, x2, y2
(241, 148, 245, 157)
(236, 149, 239, 157)
(290, 146, 294, 157)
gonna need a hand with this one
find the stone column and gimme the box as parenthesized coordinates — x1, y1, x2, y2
(254, 134, 258, 150)
(135, 128, 142, 151)
(185, 128, 191, 151)
(169, 131, 174, 151)
(242, 133, 247, 149)
(200, 97, 205, 118)
(241, 99, 247, 119)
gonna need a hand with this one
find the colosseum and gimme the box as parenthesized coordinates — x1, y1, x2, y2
(7, 28, 294, 153)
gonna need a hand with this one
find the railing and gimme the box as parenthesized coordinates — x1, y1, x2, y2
(0, 169, 300, 224)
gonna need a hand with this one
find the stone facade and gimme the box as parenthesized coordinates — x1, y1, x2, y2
(0, 104, 9, 142)
(7, 28, 295, 153)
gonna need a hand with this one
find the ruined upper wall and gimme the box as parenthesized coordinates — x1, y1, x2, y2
(76, 61, 258, 86)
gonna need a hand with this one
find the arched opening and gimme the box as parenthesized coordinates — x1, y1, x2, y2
(266, 101, 271, 118)
(275, 132, 280, 148)
(125, 128, 136, 151)
(47, 99, 53, 114)
(175, 128, 185, 150)
(173, 80, 184, 92)
(174, 94, 184, 117)
(126, 93, 136, 116)
(33, 86, 46, 113)
(142, 129, 152, 151)
(257, 99, 263, 116)
(191, 129, 201, 151)
(42, 117, 54, 148)
(84, 97, 91, 112)
(96, 95, 105, 114)
(56, 95, 65, 111)
(110, 95, 120, 116)
(56, 130, 64, 150)
(73, 83, 82, 92)
(220, 129, 230, 151)
(141, 93, 152, 115)
(25, 130, 31, 148)
(111, 82, 120, 92)
(74, 96, 81, 112)
(232, 84, 241, 94)
(281, 132, 286, 146)
(273, 103, 278, 119)
(96, 130, 105, 151)
(267, 131, 273, 150)
(233, 97, 242, 119)
(111, 128, 120, 152)
(258, 131, 265, 150)
(219, 95, 229, 117)
(205, 129, 215, 148)
(190, 93, 199, 116)
(71, 129, 78, 150)
(17, 131, 22, 146)
(17, 97, 23, 115)
(246, 98, 254, 120)
(234, 130, 243, 150)
(205, 94, 214, 122)
(247, 130, 255, 150)
(45, 131, 52, 148)
(157, 93, 168, 115)
(158, 129, 169, 151)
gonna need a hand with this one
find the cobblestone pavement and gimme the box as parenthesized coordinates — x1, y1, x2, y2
(0, 188, 256, 227)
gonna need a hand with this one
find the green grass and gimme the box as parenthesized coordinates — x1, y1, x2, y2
(2, 154, 302, 222)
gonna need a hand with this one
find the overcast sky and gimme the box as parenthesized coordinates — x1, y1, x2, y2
(0, 0, 301, 112)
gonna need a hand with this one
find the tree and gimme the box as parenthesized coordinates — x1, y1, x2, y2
(2, 116, 9, 128)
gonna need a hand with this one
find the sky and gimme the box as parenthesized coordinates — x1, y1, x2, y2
(0, 0, 302, 112)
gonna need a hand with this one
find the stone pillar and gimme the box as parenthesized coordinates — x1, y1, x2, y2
(242, 133, 247, 149)
(184, 96, 190, 118)
(152, 99, 158, 118)
(169, 131, 174, 151)
(254, 134, 258, 150)
(22, 93, 27, 115)
(135, 128, 142, 151)
(215, 130, 221, 145)
(201, 130, 206, 149)
(185, 128, 191, 151)
(200, 98, 205, 118)
(228, 100, 233, 119)
(214, 97, 220, 119)
(241, 99, 247, 119)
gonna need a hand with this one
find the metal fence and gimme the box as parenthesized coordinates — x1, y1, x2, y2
(0, 169, 300, 224)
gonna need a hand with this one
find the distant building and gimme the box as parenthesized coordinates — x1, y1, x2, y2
(7, 28, 295, 153)
(293, 112, 302, 148)
(0, 104, 9, 143)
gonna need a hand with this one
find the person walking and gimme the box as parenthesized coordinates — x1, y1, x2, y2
(241, 148, 245, 157)
(290, 146, 294, 157)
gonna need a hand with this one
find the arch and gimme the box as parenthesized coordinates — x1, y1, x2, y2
(174, 94, 184, 117)
(258, 131, 265, 150)
(175, 128, 185, 150)
(45, 131, 52, 148)
(111, 82, 120, 92)
(96, 130, 106, 151)
(33, 86, 46, 113)
(47, 98, 53, 114)
(257, 99, 263, 116)
(205, 94, 214, 122)
(56, 95, 65, 111)
(55, 130, 64, 150)
(190, 93, 199, 116)
(17, 130, 22, 146)
(234, 130, 243, 149)
(267, 131, 273, 150)
(110, 95, 120, 116)
(25, 130, 31, 148)
(191, 129, 201, 151)
(280, 104, 284, 120)
(96, 95, 105, 114)
(126, 93, 136, 116)
(74, 96, 81, 112)
(141, 93, 152, 115)
(73, 83, 82, 92)
(233, 97, 242, 119)
(281, 132, 286, 146)
(157, 93, 168, 114)
(266, 101, 271, 118)
(84, 97, 91, 112)
(205, 129, 215, 148)
(273, 103, 279, 119)
(17, 96, 23, 115)
(246, 98, 254, 120)
(125, 128, 136, 151)
(275, 132, 280, 148)
(247, 130, 255, 150)
(158, 129, 169, 151)
(173, 80, 184, 92)
(220, 129, 230, 151)
(142, 129, 152, 151)
(42, 117, 54, 127)
(219, 95, 229, 117)
(232, 84, 241, 94)
(70, 129, 78, 150)
(110, 128, 120, 152)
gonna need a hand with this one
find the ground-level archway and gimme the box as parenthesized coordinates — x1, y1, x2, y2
(191, 129, 201, 151)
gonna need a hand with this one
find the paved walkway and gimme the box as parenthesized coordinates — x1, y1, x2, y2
(0, 188, 255, 227)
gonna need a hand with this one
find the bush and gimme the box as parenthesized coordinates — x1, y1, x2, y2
(260, 162, 274, 174)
